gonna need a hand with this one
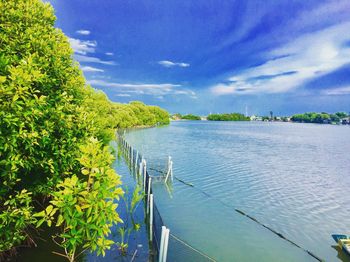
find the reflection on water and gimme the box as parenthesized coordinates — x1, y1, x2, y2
(126, 121, 350, 261)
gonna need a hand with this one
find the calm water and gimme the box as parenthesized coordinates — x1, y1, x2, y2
(126, 121, 350, 261)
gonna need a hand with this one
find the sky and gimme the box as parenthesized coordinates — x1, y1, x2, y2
(48, 0, 350, 116)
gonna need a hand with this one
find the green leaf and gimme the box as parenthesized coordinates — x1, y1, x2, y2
(56, 214, 64, 227)
(81, 169, 89, 175)
(36, 218, 45, 228)
(33, 211, 45, 217)
(45, 205, 53, 215)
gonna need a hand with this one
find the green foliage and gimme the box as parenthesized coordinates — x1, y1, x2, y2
(35, 138, 123, 260)
(207, 113, 250, 121)
(181, 114, 201, 120)
(113, 101, 169, 128)
(290, 112, 348, 124)
(0, 0, 89, 255)
(0, 0, 169, 259)
(0, 190, 35, 251)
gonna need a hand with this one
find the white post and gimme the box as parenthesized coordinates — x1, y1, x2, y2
(159, 226, 166, 262)
(131, 147, 133, 165)
(139, 160, 143, 177)
(168, 156, 171, 170)
(149, 194, 153, 241)
(165, 160, 172, 183)
(170, 161, 173, 182)
(143, 160, 147, 192)
(147, 177, 152, 213)
(162, 228, 170, 262)
(135, 151, 139, 170)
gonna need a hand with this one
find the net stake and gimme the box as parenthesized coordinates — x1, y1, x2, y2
(149, 194, 153, 242)
(162, 228, 170, 262)
(159, 226, 166, 262)
(147, 177, 152, 213)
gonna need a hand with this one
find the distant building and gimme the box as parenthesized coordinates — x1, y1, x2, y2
(250, 115, 262, 121)
(341, 117, 350, 125)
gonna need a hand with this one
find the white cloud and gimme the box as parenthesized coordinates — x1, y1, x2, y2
(115, 93, 131, 97)
(81, 66, 104, 72)
(105, 52, 114, 56)
(75, 54, 116, 65)
(69, 38, 96, 55)
(158, 60, 190, 68)
(211, 22, 350, 95)
(322, 86, 350, 95)
(76, 30, 91, 35)
(217, 0, 350, 53)
(87, 79, 196, 97)
(88, 79, 179, 90)
(288, 0, 350, 33)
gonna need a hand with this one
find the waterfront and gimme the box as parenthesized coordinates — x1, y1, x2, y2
(126, 121, 350, 261)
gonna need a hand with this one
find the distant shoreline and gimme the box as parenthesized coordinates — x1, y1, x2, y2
(171, 112, 350, 125)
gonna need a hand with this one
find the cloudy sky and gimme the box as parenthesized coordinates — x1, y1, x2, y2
(49, 0, 350, 116)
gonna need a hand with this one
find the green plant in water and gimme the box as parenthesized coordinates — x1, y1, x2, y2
(116, 227, 130, 256)
(116, 185, 144, 256)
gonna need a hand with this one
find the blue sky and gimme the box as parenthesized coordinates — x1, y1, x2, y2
(49, 0, 350, 116)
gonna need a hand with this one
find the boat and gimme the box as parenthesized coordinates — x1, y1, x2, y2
(332, 234, 350, 256)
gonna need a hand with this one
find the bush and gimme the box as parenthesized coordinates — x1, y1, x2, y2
(0, 0, 168, 259)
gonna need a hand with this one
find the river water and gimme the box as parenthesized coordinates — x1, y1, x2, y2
(126, 121, 350, 261)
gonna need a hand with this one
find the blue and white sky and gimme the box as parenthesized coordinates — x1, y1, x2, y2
(49, 0, 350, 116)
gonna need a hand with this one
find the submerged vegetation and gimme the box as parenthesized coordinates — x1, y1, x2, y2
(207, 113, 250, 121)
(0, 0, 168, 260)
(116, 185, 144, 256)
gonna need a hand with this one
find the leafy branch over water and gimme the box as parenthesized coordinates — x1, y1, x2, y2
(0, 0, 169, 260)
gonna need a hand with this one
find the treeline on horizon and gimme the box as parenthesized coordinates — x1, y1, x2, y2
(171, 111, 349, 124)
(171, 112, 250, 121)
(0, 0, 168, 260)
(290, 112, 348, 124)
(172, 113, 201, 120)
(207, 113, 250, 121)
